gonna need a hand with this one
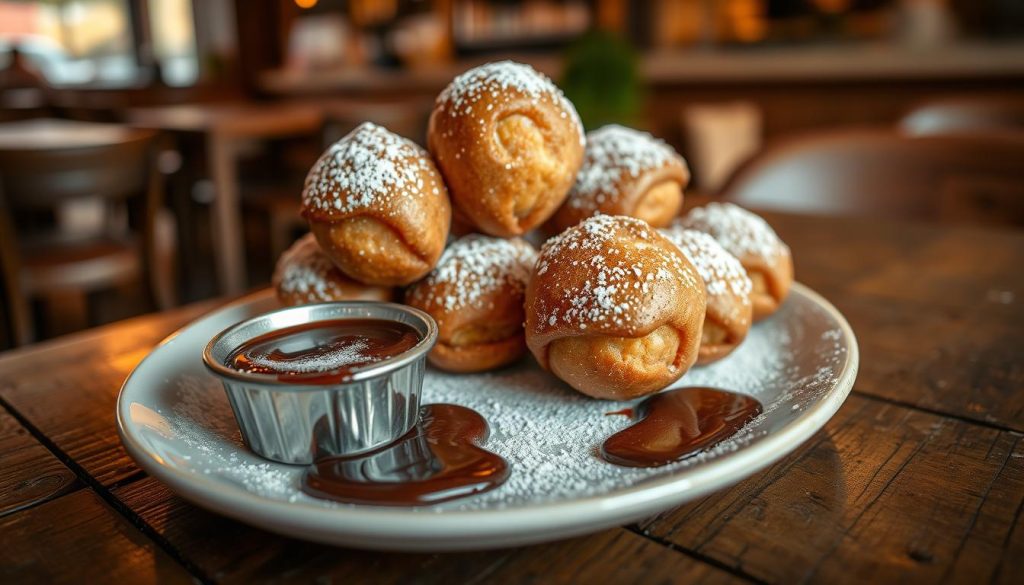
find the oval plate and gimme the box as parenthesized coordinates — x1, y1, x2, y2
(117, 283, 857, 551)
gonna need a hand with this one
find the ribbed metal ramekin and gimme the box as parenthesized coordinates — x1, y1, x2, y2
(202, 302, 437, 464)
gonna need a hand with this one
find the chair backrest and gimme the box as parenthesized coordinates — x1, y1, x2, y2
(900, 97, 1024, 136)
(0, 130, 156, 210)
(719, 129, 1024, 227)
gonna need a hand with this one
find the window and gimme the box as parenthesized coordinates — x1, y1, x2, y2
(0, 0, 135, 86)
(0, 0, 200, 87)
(149, 0, 199, 86)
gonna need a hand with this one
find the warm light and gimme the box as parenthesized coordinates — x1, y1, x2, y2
(808, 0, 854, 15)
(295, 0, 318, 9)
(724, 0, 766, 43)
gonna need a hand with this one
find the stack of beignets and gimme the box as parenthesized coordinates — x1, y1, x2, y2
(273, 233, 395, 306)
(547, 125, 689, 233)
(406, 235, 537, 372)
(525, 215, 706, 400)
(677, 203, 792, 320)
(660, 227, 752, 364)
(302, 122, 451, 286)
(428, 61, 585, 237)
(271, 59, 798, 395)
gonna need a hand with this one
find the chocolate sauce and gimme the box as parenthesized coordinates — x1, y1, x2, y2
(227, 318, 419, 383)
(302, 404, 509, 506)
(605, 408, 635, 418)
(601, 387, 762, 468)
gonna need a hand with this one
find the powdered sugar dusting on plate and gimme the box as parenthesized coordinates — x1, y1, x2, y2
(302, 122, 440, 216)
(153, 292, 848, 511)
(569, 125, 686, 211)
(408, 235, 537, 312)
(679, 202, 789, 262)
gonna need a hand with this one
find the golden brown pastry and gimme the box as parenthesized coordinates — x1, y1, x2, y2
(273, 233, 395, 306)
(678, 202, 793, 320)
(301, 122, 451, 286)
(547, 125, 690, 234)
(660, 227, 752, 364)
(525, 215, 706, 400)
(406, 235, 537, 373)
(427, 61, 585, 237)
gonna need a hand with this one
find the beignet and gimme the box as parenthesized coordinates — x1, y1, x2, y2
(660, 227, 752, 364)
(678, 202, 792, 320)
(547, 125, 689, 233)
(302, 122, 451, 286)
(525, 215, 706, 400)
(428, 61, 585, 237)
(273, 233, 395, 306)
(406, 235, 537, 373)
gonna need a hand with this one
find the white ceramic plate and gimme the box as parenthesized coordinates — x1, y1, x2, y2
(117, 284, 857, 551)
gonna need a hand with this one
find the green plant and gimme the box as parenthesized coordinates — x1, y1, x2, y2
(560, 30, 642, 130)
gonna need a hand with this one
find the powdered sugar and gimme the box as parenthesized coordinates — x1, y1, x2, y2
(149, 288, 849, 512)
(569, 125, 686, 211)
(534, 215, 701, 331)
(435, 60, 584, 146)
(679, 202, 789, 262)
(302, 122, 439, 216)
(163, 375, 302, 501)
(660, 227, 752, 300)
(408, 235, 537, 312)
(240, 339, 374, 374)
(273, 234, 345, 303)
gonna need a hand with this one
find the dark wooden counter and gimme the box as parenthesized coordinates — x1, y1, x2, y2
(1, 211, 1021, 584)
(257, 45, 1024, 166)
(259, 44, 1024, 95)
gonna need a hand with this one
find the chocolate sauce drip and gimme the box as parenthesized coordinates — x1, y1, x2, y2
(227, 318, 420, 383)
(604, 408, 634, 418)
(601, 387, 762, 468)
(302, 404, 509, 506)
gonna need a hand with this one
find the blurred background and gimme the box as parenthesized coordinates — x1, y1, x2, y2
(0, 0, 1022, 347)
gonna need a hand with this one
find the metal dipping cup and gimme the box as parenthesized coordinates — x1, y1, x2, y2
(202, 302, 437, 464)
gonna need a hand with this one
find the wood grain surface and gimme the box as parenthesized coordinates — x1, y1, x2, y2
(0, 212, 1021, 584)
(0, 299, 217, 487)
(638, 395, 1024, 584)
(0, 408, 78, 517)
(767, 213, 1024, 431)
(0, 489, 194, 584)
(112, 477, 740, 585)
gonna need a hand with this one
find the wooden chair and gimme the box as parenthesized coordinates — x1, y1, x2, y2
(718, 129, 1024, 228)
(0, 46, 52, 123)
(0, 130, 175, 345)
(900, 97, 1024, 136)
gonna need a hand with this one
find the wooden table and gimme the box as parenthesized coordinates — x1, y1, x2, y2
(1, 212, 1021, 584)
(127, 103, 323, 296)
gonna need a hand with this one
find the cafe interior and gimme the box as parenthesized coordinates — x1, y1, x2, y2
(0, 0, 1021, 347)
(3, 1, 1024, 581)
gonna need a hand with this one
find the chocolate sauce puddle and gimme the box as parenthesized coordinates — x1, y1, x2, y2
(601, 387, 763, 468)
(302, 404, 509, 506)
